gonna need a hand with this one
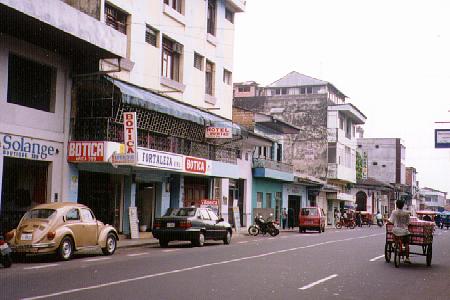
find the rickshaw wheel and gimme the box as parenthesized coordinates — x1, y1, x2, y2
(384, 243, 391, 262)
(394, 246, 401, 268)
(426, 245, 432, 267)
(350, 222, 356, 229)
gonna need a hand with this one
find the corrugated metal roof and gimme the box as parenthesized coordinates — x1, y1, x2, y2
(268, 71, 328, 87)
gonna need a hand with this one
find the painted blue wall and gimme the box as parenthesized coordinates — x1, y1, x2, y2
(252, 178, 283, 217)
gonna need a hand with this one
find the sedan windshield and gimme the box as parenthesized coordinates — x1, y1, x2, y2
(23, 209, 57, 220)
(164, 208, 197, 217)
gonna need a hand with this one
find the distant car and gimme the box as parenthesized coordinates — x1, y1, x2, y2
(152, 207, 232, 247)
(299, 207, 326, 233)
(5, 203, 119, 260)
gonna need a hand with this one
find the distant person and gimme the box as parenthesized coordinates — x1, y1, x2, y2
(281, 208, 287, 229)
(356, 213, 362, 227)
(288, 208, 294, 229)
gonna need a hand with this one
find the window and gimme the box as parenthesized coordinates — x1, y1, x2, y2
(339, 117, 344, 130)
(276, 143, 282, 162)
(105, 2, 128, 34)
(375, 145, 379, 148)
(162, 36, 182, 82)
(225, 8, 234, 23)
(7, 54, 55, 112)
(223, 69, 232, 85)
(238, 86, 250, 92)
(66, 209, 80, 221)
(256, 192, 263, 208)
(300, 87, 306, 94)
(81, 209, 95, 222)
(194, 52, 203, 70)
(207, 0, 216, 36)
(306, 87, 313, 94)
(200, 209, 211, 220)
(164, 0, 183, 14)
(208, 210, 219, 221)
(145, 24, 158, 47)
(373, 162, 378, 166)
(266, 193, 272, 208)
(205, 60, 215, 95)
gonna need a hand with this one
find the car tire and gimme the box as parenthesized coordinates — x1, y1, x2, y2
(322, 225, 325, 232)
(223, 231, 231, 245)
(159, 239, 169, 248)
(102, 233, 117, 256)
(195, 232, 205, 247)
(318, 227, 321, 233)
(58, 236, 74, 261)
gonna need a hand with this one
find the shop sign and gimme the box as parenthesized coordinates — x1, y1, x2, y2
(137, 148, 183, 171)
(435, 129, 450, 148)
(200, 199, 219, 215)
(123, 112, 137, 163)
(185, 157, 208, 173)
(111, 153, 137, 165)
(205, 127, 232, 139)
(67, 141, 104, 162)
(0, 134, 57, 160)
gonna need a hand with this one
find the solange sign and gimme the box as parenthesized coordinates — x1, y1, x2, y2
(1, 134, 57, 160)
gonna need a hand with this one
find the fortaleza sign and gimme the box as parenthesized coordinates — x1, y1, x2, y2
(137, 148, 183, 171)
(0, 134, 58, 160)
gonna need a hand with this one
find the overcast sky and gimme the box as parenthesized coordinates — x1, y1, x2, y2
(233, 0, 450, 194)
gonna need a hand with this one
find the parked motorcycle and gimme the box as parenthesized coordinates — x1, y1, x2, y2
(0, 235, 12, 268)
(248, 214, 280, 237)
(335, 218, 356, 229)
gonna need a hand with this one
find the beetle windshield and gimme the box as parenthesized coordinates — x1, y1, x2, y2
(23, 209, 57, 220)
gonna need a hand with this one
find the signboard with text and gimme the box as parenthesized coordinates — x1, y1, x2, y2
(435, 129, 450, 148)
(137, 148, 183, 171)
(185, 156, 210, 174)
(205, 127, 232, 139)
(1, 134, 58, 161)
(68, 141, 104, 162)
(123, 112, 137, 163)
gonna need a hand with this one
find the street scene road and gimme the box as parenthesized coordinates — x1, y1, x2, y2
(2, 227, 450, 300)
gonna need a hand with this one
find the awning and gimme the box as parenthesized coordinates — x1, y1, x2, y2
(106, 77, 241, 135)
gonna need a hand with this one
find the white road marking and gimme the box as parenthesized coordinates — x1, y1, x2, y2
(369, 255, 385, 262)
(162, 249, 179, 253)
(83, 257, 112, 262)
(268, 238, 275, 240)
(127, 252, 149, 257)
(22, 233, 383, 300)
(24, 264, 59, 270)
(280, 236, 288, 239)
(299, 274, 338, 290)
(238, 241, 249, 244)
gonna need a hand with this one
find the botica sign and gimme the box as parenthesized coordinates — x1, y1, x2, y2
(0, 134, 58, 160)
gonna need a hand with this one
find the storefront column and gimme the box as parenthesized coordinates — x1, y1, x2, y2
(122, 175, 136, 235)
(169, 174, 182, 208)
(221, 178, 229, 221)
(64, 164, 78, 202)
(0, 155, 3, 210)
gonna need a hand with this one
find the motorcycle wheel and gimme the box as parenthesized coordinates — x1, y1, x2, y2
(1, 254, 12, 268)
(336, 223, 342, 229)
(268, 228, 279, 237)
(248, 225, 259, 236)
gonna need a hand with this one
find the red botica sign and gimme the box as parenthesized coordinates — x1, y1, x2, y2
(185, 157, 207, 173)
(68, 141, 104, 162)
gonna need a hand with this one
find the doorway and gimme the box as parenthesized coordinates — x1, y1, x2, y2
(136, 182, 155, 231)
(288, 195, 301, 227)
(184, 176, 209, 207)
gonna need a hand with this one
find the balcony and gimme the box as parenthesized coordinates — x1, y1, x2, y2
(327, 128, 356, 147)
(253, 158, 294, 182)
(327, 163, 356, 183)
(226, 0, 246, 12)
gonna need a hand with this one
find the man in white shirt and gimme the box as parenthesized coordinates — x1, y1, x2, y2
(389, 200, 411, 263)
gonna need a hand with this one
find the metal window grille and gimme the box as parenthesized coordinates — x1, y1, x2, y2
(194, 53, 203, 70)
(223, 69, 232, 85)
(205, 60, 214, 95)
(207, 0, 216, 35)
(145, 25, 158, 47)
(105, 3, 127, 34)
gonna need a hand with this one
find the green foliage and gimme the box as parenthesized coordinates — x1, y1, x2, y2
(356, 152, 363, 180)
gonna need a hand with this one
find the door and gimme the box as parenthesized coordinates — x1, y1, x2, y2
(65, 208, 84, 247)
(80, 208, 98, 246)
(199, 209, 215, 239)
(208, 209, 225, 239)
(288, 195, 301, 227)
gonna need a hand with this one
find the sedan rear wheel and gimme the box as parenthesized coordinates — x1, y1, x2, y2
(58, 236, 74, 261)
(102, 233, 117, 255)
(195, 232, 205, 247)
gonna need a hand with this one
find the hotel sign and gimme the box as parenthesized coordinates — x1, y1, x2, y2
(205, 127, 232, 139)
(137, 148, 183, 171)
(68, 141, 104, 162)
(1, 134, 58, 161)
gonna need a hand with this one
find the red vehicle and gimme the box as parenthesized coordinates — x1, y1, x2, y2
(299, 207, 326, 233)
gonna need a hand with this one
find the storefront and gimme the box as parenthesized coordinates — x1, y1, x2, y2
(0, 134, 63, 232)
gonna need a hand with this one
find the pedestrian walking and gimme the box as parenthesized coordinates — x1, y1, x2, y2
(288, 208, 294, 229)
(281, 208, 287, 229)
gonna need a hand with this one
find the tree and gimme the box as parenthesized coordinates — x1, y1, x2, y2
(356, 152, 363, 180)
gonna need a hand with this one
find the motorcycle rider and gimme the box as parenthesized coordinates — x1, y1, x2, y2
(376, 211, 383, 226)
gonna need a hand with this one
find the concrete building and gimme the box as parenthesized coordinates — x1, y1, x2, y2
(405, 167, 420, 212)
(418, 187, 447, 211)
(0, 0, 246, 237)
(234, 72, 366, 224)
(0, 0, 126, 231)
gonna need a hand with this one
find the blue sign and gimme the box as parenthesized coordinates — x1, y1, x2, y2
(435, 129, 450, 148)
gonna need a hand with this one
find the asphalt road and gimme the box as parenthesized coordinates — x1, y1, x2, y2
(1, 226, 450, 300)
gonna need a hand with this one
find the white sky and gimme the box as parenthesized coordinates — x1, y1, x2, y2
(233, 0, 450, 194)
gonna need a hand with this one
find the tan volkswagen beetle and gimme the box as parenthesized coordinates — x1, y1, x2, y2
(6, 202, 119, 260)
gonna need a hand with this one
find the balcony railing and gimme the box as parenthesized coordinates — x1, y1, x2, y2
(252, 158, 293, 173)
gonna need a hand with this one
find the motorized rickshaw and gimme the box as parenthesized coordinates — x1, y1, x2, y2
(358, 211, 373, 227)
(436, 211, 450, 229)
(416, 210, 438, 222)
